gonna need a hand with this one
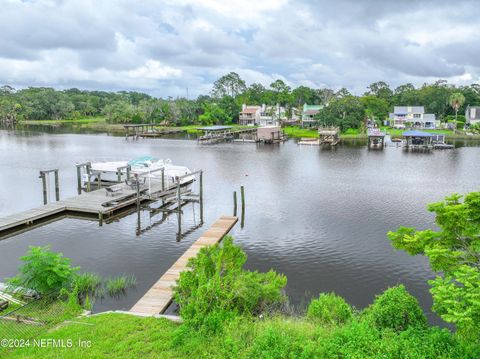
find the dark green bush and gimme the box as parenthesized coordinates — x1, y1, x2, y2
(173, 236, 287, 332)
(362, 285, 427, 332)
(306, 292, 353, 325)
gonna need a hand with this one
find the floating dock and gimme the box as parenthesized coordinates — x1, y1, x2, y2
(130, 216, 238, 315)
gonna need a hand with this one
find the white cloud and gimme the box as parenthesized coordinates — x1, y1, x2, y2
(0, 0, 479, 97)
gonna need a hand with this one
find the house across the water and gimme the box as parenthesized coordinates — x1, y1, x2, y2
(239, 105, 261, 126)
(301, 104, 324, 127)
(465, 105, 480, 127)
(239, 104, 298, 126)
(388, 106, 437, 129)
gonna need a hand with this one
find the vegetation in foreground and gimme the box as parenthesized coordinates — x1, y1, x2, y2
(3, 192, 479, 358)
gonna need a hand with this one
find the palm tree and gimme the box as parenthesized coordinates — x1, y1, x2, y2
(449, 92, 465, 122)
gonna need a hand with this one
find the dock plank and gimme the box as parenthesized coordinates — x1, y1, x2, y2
(130, 216, 238, 315)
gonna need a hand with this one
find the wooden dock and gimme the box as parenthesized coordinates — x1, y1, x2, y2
(123, 124, 186, 139)
(197, 126, 258, 144)
(0, 176, 199, 239)
(129, 216, 238, 315)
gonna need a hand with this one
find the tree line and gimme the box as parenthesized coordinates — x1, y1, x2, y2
(1, 74, 480, 129)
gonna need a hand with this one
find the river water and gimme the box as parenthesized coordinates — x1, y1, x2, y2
(0, 128, 479, 324)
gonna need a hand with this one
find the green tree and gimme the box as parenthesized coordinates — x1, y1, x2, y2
(365, 81, 393, 102)
(360, 95, 390, 123)
(270, 79, 291, 106)
(211, 72, 246, 98)
(198, 102, 229, 125)
(8, 246, 79, 295)
(316, 95, 365, 130)
(449, 92, 466, 122)
(388, 192, 480, 341)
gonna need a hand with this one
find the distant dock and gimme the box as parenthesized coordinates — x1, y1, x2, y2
(130, 216, 238, 315)
(123, 124, 186, 139)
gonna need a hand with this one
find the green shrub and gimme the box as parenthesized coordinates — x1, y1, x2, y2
(363, 285, 427, 332)
(174, 236, 287, 332)
(8, 245, 78, 295)
(306, 292, 353, 325)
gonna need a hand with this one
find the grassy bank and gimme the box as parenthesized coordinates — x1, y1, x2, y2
(15, 118, 480, 140)
(7, 312, 478, 358)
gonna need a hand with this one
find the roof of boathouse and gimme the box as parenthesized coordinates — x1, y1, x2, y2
(402, 130, 433, 137)
(196, 126, 233, 131)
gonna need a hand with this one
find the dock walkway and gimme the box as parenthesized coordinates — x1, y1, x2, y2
(130, 216, 238, 315)
(0, 180, 183, 239)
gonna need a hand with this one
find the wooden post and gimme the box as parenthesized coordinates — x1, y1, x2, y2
(177, 180, 182, 237)
(240, 185, 245, 228)
(76, 165, 82, 194)
(98, 212, 103, 226)
(86, 164, 91, 192)
(135, 174, 140, 211)
(199, 171, 204, 224)
(117, 168, 121, 183)
(161, 168, 165, 191)
(54, 169, 60, 201)
(233, 191, 237, 216)
(97, 173, 102, 190)
(126, 165, 131, 180)
(40, 171, 47, 205)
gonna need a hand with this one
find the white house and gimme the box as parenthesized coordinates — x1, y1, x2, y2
(239, 104, 298, 126)
(465, 105, 480, 126)
(301, 104, 324, 127)
(388, 106, 437, 129)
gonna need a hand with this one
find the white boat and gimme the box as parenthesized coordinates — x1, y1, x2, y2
(82, 156, 195, 189)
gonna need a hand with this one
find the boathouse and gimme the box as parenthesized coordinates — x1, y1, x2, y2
(367, 128, 386, 149)
(318, 127, 340, 146)
(257, 126, 284, 143)
(402, 130, 433, 149)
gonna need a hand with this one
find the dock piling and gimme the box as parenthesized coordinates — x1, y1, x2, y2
(40, 172, 47, 205)
(177, 181, 182, 238)
(39, 169, 60, 204)
(233, 191, 237, 216)
(54, 170, 60, 201)
(240, 186, 245, 228)
(161, 168, 165, 191)
(199, 171, 204, 224)
(76, 166, 82, 194)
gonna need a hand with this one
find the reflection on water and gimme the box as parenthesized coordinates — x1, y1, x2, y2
(0, 128, 479, 324)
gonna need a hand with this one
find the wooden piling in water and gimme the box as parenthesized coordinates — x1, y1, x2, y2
(54, 170, 59, 201)
(240, 186, 245, 228)
(177, 181, 182, 238)
(233, 191, 237, 216)
(76, 166, 82, 194)
(199, 171, 204, 224)
(40, 172, 47, 205)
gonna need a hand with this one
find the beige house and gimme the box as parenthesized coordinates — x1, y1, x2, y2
(239, 105, 261, 126)
(239, 104, 298, 126)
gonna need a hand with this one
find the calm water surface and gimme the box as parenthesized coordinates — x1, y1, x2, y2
(0, 129, 479, 324)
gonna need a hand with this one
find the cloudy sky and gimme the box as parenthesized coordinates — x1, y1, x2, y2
(1, 0, 478, 97)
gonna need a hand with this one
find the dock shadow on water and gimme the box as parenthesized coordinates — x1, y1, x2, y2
(0, 130, 479, 324)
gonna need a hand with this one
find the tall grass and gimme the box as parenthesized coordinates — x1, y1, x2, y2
(105, 275, 136, 296)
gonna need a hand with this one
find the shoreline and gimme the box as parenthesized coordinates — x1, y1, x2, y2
(8, 118, 480, 141)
